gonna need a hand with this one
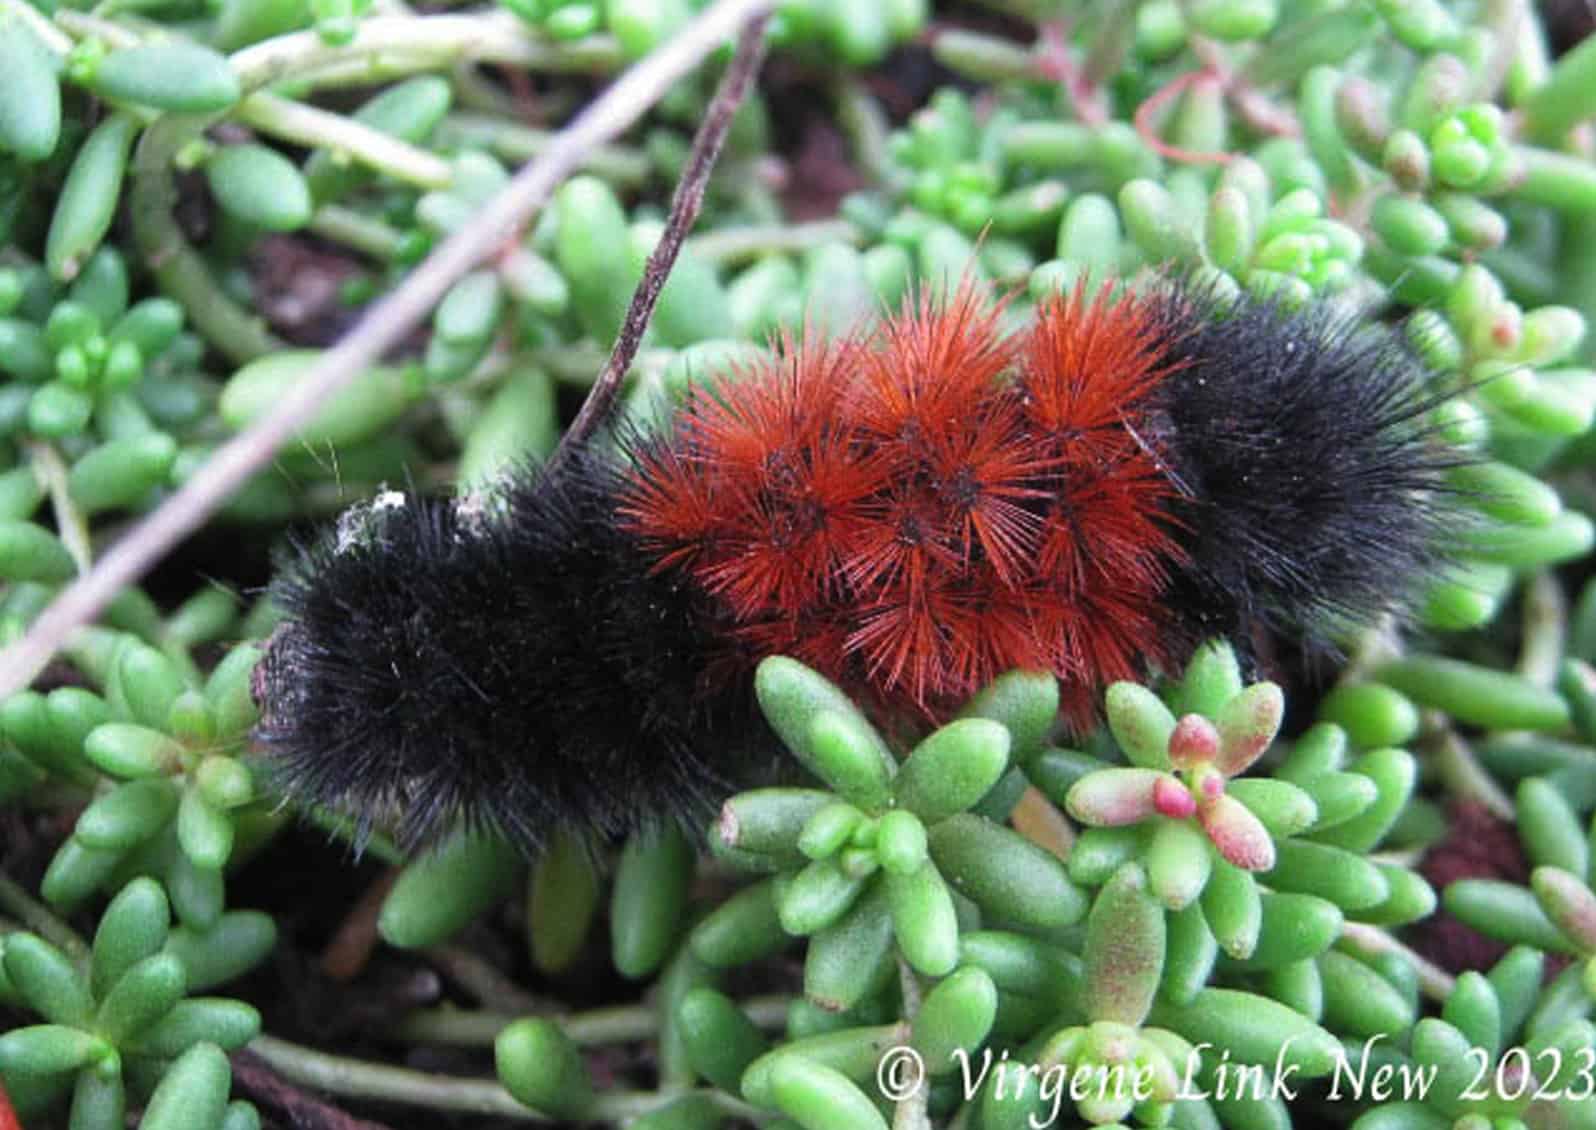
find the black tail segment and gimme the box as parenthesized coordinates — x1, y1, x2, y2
(1150, 282, 1463, 663)
(251, 444, 770, 857)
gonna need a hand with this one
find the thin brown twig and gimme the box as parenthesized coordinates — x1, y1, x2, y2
(550, 10, 773, 466)
(320, 867, 401, 982)
(231, 1051, 398, 1130)
(0, 0, 775, 700)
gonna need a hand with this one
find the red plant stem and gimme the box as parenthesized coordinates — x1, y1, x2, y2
(1133, 68, 1235, 166)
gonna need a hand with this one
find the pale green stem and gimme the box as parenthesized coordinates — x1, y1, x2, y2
(129, 119, 282, 365)
(27, 442, 92, 575)
(687, 218, 862, 267)
(450, 58, 532, 116)
(1475, 0, 1528, 103)
(394, 994, 792, 1047)
(931, 27, 1038, 84)
(1518, 571, 1566, 688)
(438, 113, 652, 187)
(229, 14, 620, 89)
(1333, 613, 1403, 688)
(307, 205, 407, 261)
(1340, 922, 1457, 1002)
(1369, 846, 1425, 869)
(2, 0, 73, 55)
(832, 78, 894, 187)
(531, 343, 673, 386)
(278, 49, 461, 91)
(0, 871, 91, 970)
(247, 1034, 765, 1124)
(52, 7, 140, 46)
(1428, 722, 1515, 820)
(235, 92, 455, 189)
(893, 957, 932, 1130)
(248, 1034, 551, 1121)
(1083, 0, 1138, 87)
(422, 944, 560, 1014)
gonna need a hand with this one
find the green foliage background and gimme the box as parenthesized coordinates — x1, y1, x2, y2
(3, 0, 1596, 1126)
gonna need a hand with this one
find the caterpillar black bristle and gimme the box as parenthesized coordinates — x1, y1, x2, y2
(1153, 283, 1462, 655)
(251, 278, 1461, 856)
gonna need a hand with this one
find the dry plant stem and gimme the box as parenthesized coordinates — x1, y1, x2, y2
(1339, 922, 1458, 1002)
(0, 0, 776, 699)
(231, 1051, 398, 1130)
(551, 10, 774, 465)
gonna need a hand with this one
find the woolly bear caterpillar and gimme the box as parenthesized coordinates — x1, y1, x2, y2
(252, 278, 1455, 854)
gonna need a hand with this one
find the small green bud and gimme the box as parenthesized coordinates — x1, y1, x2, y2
(927, 813, 1086, 928)
(89, 43, 240, 112)
(677, 988, 770, 1093)
(893, 718, 1009, 824)
(875, 810, 928, 876)
(137, 1042, 232, 1130)
(496, 1018, 594, 1118)
(912, 966, 998, 1074)
(768, 1054, 890, 1130)
(75, 779, 180, 851)
(1086, 862, 1165, 1026)
(688, 879, 788, 969)
(1106, 683, 1177, 770)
